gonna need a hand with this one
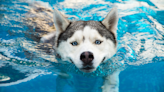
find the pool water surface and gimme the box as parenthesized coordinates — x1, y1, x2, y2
(0, 0, 164, 92)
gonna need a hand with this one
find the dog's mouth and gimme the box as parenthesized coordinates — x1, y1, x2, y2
(101, 57, 106, 63)
(79, 57, 106, 73)
(83, 66, 94, 70)
(80, 66, 95, 73)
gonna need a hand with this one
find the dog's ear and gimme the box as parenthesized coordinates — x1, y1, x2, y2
(53, 8, 70, 34)
(102, 7, 118, 34)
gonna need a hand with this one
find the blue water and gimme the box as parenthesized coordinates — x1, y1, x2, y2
(0, 0, 164, 92)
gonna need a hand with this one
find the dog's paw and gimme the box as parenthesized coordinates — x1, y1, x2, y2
(58, 72, 72, 79)
(102, 70, 120, 92)
(101, 84, 119, 92)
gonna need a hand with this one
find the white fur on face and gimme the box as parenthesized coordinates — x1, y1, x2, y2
(56, 26, 116, 72)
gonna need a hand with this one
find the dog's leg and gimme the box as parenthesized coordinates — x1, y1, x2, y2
(56, 71, 73, 92)
(102, 70, 120, 92)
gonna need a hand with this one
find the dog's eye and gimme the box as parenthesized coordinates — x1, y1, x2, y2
(71, 41, 78, 46)
(95, 40, 102, 45)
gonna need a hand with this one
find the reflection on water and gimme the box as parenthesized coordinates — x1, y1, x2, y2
(0, 0, 164, 92)
(0, 63, 27, 83)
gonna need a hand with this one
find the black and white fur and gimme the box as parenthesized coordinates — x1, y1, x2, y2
(41, 7, 119, 92)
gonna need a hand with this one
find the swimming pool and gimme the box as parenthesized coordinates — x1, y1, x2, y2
(0, 0, 164, 92)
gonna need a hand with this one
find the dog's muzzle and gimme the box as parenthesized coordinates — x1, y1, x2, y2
(80, 51, 94, 66)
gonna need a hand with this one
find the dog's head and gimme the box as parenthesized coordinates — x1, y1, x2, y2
(41, 8, 118, 73)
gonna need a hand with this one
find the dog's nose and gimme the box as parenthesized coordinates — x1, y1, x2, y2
(80, 51, 94, 64)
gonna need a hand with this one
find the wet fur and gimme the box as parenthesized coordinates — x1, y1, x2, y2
(26, 3, 120, 92)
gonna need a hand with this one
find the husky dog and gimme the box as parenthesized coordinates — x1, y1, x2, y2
(41, 7, 119, 92)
